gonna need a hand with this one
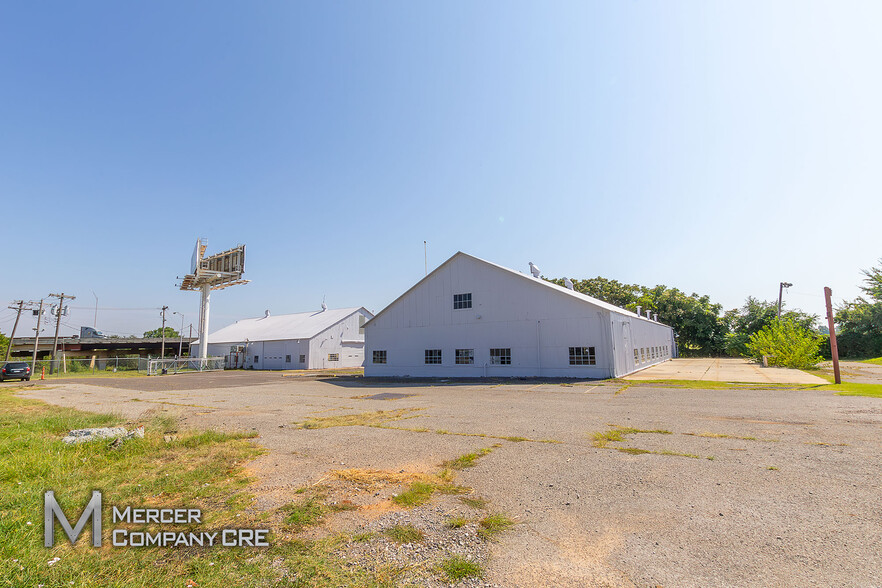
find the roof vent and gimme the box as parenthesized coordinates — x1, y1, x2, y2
(636, 305, 642, 317)
(264, 310, 271, 318)
(653, 313, 658, 322)
(564, 277, 574, 291)
(645, 309, 651, 319)
(321, 296, 327, 312)
(529, 262, 541, 278)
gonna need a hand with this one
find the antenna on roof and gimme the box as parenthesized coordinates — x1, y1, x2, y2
(564, 277, 574, 290)
(321, 296, 327, 312)
(529, 262, 541, 279)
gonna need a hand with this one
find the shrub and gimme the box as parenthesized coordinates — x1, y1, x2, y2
(745, 318, 823, 369)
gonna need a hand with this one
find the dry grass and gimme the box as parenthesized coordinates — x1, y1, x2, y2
(331, 468, 435, 489)
(296, 408, 424, 429)
(591, 425, 672, 448)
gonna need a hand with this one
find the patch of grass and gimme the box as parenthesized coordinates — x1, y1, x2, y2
(393, 481, 436, 508)
(282, 496, 326, 530)
(615, 447, 652, 455)
(459, 496, 488, 509)
(383, 524, 424, 544)
(296, 408, 424, 429)
(501, 436, 528, 442)
(446, 515, 469, 529)
(350, 531, 374, 542)
(614, 383, 632, 395)
(149, 412, 179, 433)
(707, 456, 715, 461)
(655, 449, 700, 459)
(591, 425, 672, 448)
(438, 556, 483, 581)
(0, 388, 411, 587)
(629, 379, 807, 390)
(477, 513, 515, 541)
(820, 382, 882, 398)
(767, 466, 779, 470)
(861, 357, 882, 366)
(443, 447, 493, 470)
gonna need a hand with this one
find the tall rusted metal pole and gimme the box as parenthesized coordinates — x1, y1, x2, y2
(824, 287, 841, 385)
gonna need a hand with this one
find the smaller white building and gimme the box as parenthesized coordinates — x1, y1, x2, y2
(191, 307, 373, 370)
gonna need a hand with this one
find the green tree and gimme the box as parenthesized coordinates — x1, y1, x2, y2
(723, 297, 818, 357)
(143, 327, 180, 339)
(859, 258, 882, 301)
(835, 259, 882, 358)
(548, 278, 729, 356)
(745, 318, 823, 369)
(0, 331, 9, 361)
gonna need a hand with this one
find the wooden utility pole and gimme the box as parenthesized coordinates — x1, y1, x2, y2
(49, 293, 75, 374)
(824, 287, 841, 385)
(160, 306, 168, 358)
(5, 300, 25, 362)
(31, 299, 44, 372)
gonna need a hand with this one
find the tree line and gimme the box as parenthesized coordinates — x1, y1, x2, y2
(547, 258, 882, 361)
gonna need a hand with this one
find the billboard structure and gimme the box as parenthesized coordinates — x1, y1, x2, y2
(179, 239, 249, 359)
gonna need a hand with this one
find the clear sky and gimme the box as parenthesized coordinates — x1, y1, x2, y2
(1, 1, 879, 338)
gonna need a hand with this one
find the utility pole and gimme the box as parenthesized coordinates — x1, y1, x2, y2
(5, 301, 26, 362)
(48, 293, 75, 374)
(160, 306, 168, 358)
(824, 287, 841, 385)
(173, 311, 185, 357)
(188, 323, 193, 357)
(777, 281, 793, 320)
(31, 299, 45, 372)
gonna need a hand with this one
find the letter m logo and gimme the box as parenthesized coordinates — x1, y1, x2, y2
(44, 490, 102, 547)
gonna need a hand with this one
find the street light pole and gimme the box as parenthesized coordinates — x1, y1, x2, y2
(777, 282, 793, 320)
(173, 312, 185, 357)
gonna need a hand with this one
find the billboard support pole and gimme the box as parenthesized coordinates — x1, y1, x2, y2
(199, 285, 210, 360)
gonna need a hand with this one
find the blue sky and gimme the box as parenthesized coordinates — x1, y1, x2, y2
(1, 1, 879, 337)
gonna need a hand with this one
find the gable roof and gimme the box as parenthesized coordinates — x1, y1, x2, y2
(197, 307, 371, 344)
(364, 252, 669, 328)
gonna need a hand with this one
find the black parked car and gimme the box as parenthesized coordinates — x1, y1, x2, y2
(1, 362, 31, 381)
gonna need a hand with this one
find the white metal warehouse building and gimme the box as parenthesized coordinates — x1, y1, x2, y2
(191, 307, 373, 370)
(363, 252, 675, 379)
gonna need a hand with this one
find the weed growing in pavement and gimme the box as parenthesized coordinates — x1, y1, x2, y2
(592, 425, 709, 459)
(477, 514, 516, 540)
(444, 447, 493, 470)
(393, 481, 436, 507)
(459, 496, 488, 509)
(446, 516, 470, 529)
(767, 466, 779, 470)
(296, 408, 424, 429)
(438, 556, 483, 581)
(592, 425, 672, 448)
(350, 532, 374, 542)
(383, 524, 425, 544)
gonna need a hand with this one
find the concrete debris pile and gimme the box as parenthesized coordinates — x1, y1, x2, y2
(62, 426, 145, 445)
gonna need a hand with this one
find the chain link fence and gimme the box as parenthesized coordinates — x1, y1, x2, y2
(2, 356, 225, 377)
(145, 357, 225, 376)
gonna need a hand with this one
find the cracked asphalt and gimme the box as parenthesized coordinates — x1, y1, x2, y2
(13, 372, 882, 587)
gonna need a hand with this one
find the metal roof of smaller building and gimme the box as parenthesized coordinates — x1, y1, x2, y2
(196, 307, 371, 345)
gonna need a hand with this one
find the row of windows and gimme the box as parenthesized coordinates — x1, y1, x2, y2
(634, 345, 670, 364)
(255, 354, 309, 364)
(372, 347, 594, 366)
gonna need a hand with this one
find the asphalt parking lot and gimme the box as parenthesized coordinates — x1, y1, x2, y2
(14, 372, 882, 587)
